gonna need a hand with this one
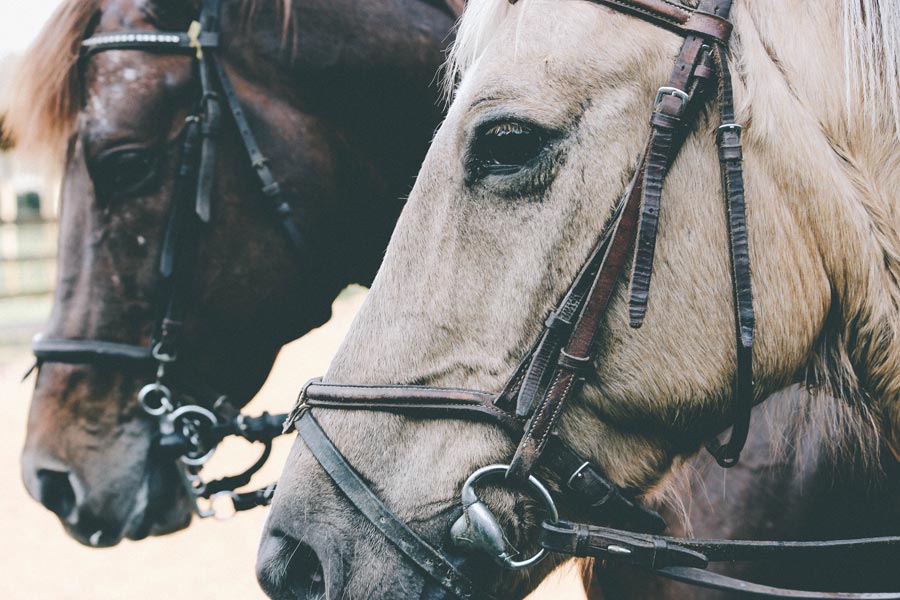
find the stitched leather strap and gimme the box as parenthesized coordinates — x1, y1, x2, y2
(628, 20, 714, 326)
(580, 0, 732, 42)
(507, 156, 648, 480)
(286, 380, 667, 533)
(657, 567, 900, 599)
(542, 521, 900, 599)
(292, 380, 522, 433)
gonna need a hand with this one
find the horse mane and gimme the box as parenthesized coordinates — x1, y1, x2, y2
(1, 0, 100, 156)
(0, 0, 293, 158)
(844, 0, 900, 139)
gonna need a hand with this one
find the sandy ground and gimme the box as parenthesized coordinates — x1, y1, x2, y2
(0, 289, 587, 599)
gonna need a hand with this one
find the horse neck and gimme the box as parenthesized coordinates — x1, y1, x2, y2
(741, 1, 900, 443)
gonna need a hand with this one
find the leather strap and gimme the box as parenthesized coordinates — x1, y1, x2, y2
(506, 0, 750, 481)
(32, 336, 153, 365)
(512, 196, 626, 418)
(295, 410, 485, 600)
(628, 19, 713, 326)
(581, 0, 732, 42)
(293, 380, 521, 433)
(542, 521, 900, 599)
(657, 567, 900, 599)
(286, 380, 667, 533)
(231, 483, 278, 512)
(506, 156, 647, 479)
(211, 57, 309, 260)
(540, 439, 666, 533)
(704, 41, 755, 467)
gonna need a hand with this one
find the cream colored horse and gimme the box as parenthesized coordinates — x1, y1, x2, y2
(258, 0, 900, 597)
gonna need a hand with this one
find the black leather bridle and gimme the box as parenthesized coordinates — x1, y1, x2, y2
(28, 0, 300, 519)
(281, 0, 900, 598)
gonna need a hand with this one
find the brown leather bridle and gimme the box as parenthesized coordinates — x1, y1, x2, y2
(283, 1, 900, 598)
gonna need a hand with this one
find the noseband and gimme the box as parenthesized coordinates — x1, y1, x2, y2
(27, 0, 302, 519)
(283, 0, 900, 598)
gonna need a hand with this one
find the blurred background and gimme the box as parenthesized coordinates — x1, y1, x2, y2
(0, 3, 585, 598)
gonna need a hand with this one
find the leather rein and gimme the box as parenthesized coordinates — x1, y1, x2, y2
(282, 0, 900, 598)
(27, 0, 300, 519)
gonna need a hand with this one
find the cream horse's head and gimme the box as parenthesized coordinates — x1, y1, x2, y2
(259, 0, 900, 597)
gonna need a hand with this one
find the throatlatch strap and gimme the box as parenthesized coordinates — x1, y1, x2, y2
(295, 411, 485, 600)
(704, 41, 755, 468)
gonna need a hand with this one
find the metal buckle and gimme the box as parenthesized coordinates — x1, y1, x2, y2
(654, 86, 690, 115)
(716, 122, 743, 142)
(450, 464, 558, 570)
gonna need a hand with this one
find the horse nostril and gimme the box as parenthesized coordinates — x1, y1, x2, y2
(36, 469, 77, 519)
(286, 543, 326, 599)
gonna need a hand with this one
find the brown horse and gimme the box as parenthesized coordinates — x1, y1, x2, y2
(594, 393, 900, 598)
(2, 0, 455, 546)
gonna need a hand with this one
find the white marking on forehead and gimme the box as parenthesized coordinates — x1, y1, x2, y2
(85, 53, 158, 136)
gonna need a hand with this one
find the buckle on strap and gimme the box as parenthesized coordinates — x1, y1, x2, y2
(716, 122, 743, 142)
(655, 86, 690, 116)
(558, 350, 592, 375)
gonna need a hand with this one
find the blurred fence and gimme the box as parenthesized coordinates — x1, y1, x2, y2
(0, 220, 56, 299)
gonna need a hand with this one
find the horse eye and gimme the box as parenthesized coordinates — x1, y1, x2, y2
(470, 121, 547, 177)
(91, 148, 160, 201)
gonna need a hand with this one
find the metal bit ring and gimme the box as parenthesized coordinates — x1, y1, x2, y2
(139, 382, 174, 416)
(450, 464, 558, 570)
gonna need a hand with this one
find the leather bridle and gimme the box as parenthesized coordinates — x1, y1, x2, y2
(282, 0, 900, 598)
(27, 0, 299, 519)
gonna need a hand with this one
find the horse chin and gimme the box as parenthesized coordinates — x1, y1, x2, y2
(131, 462, 194, 540)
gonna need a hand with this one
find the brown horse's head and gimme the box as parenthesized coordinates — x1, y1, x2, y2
(3, 0, 453, 546)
